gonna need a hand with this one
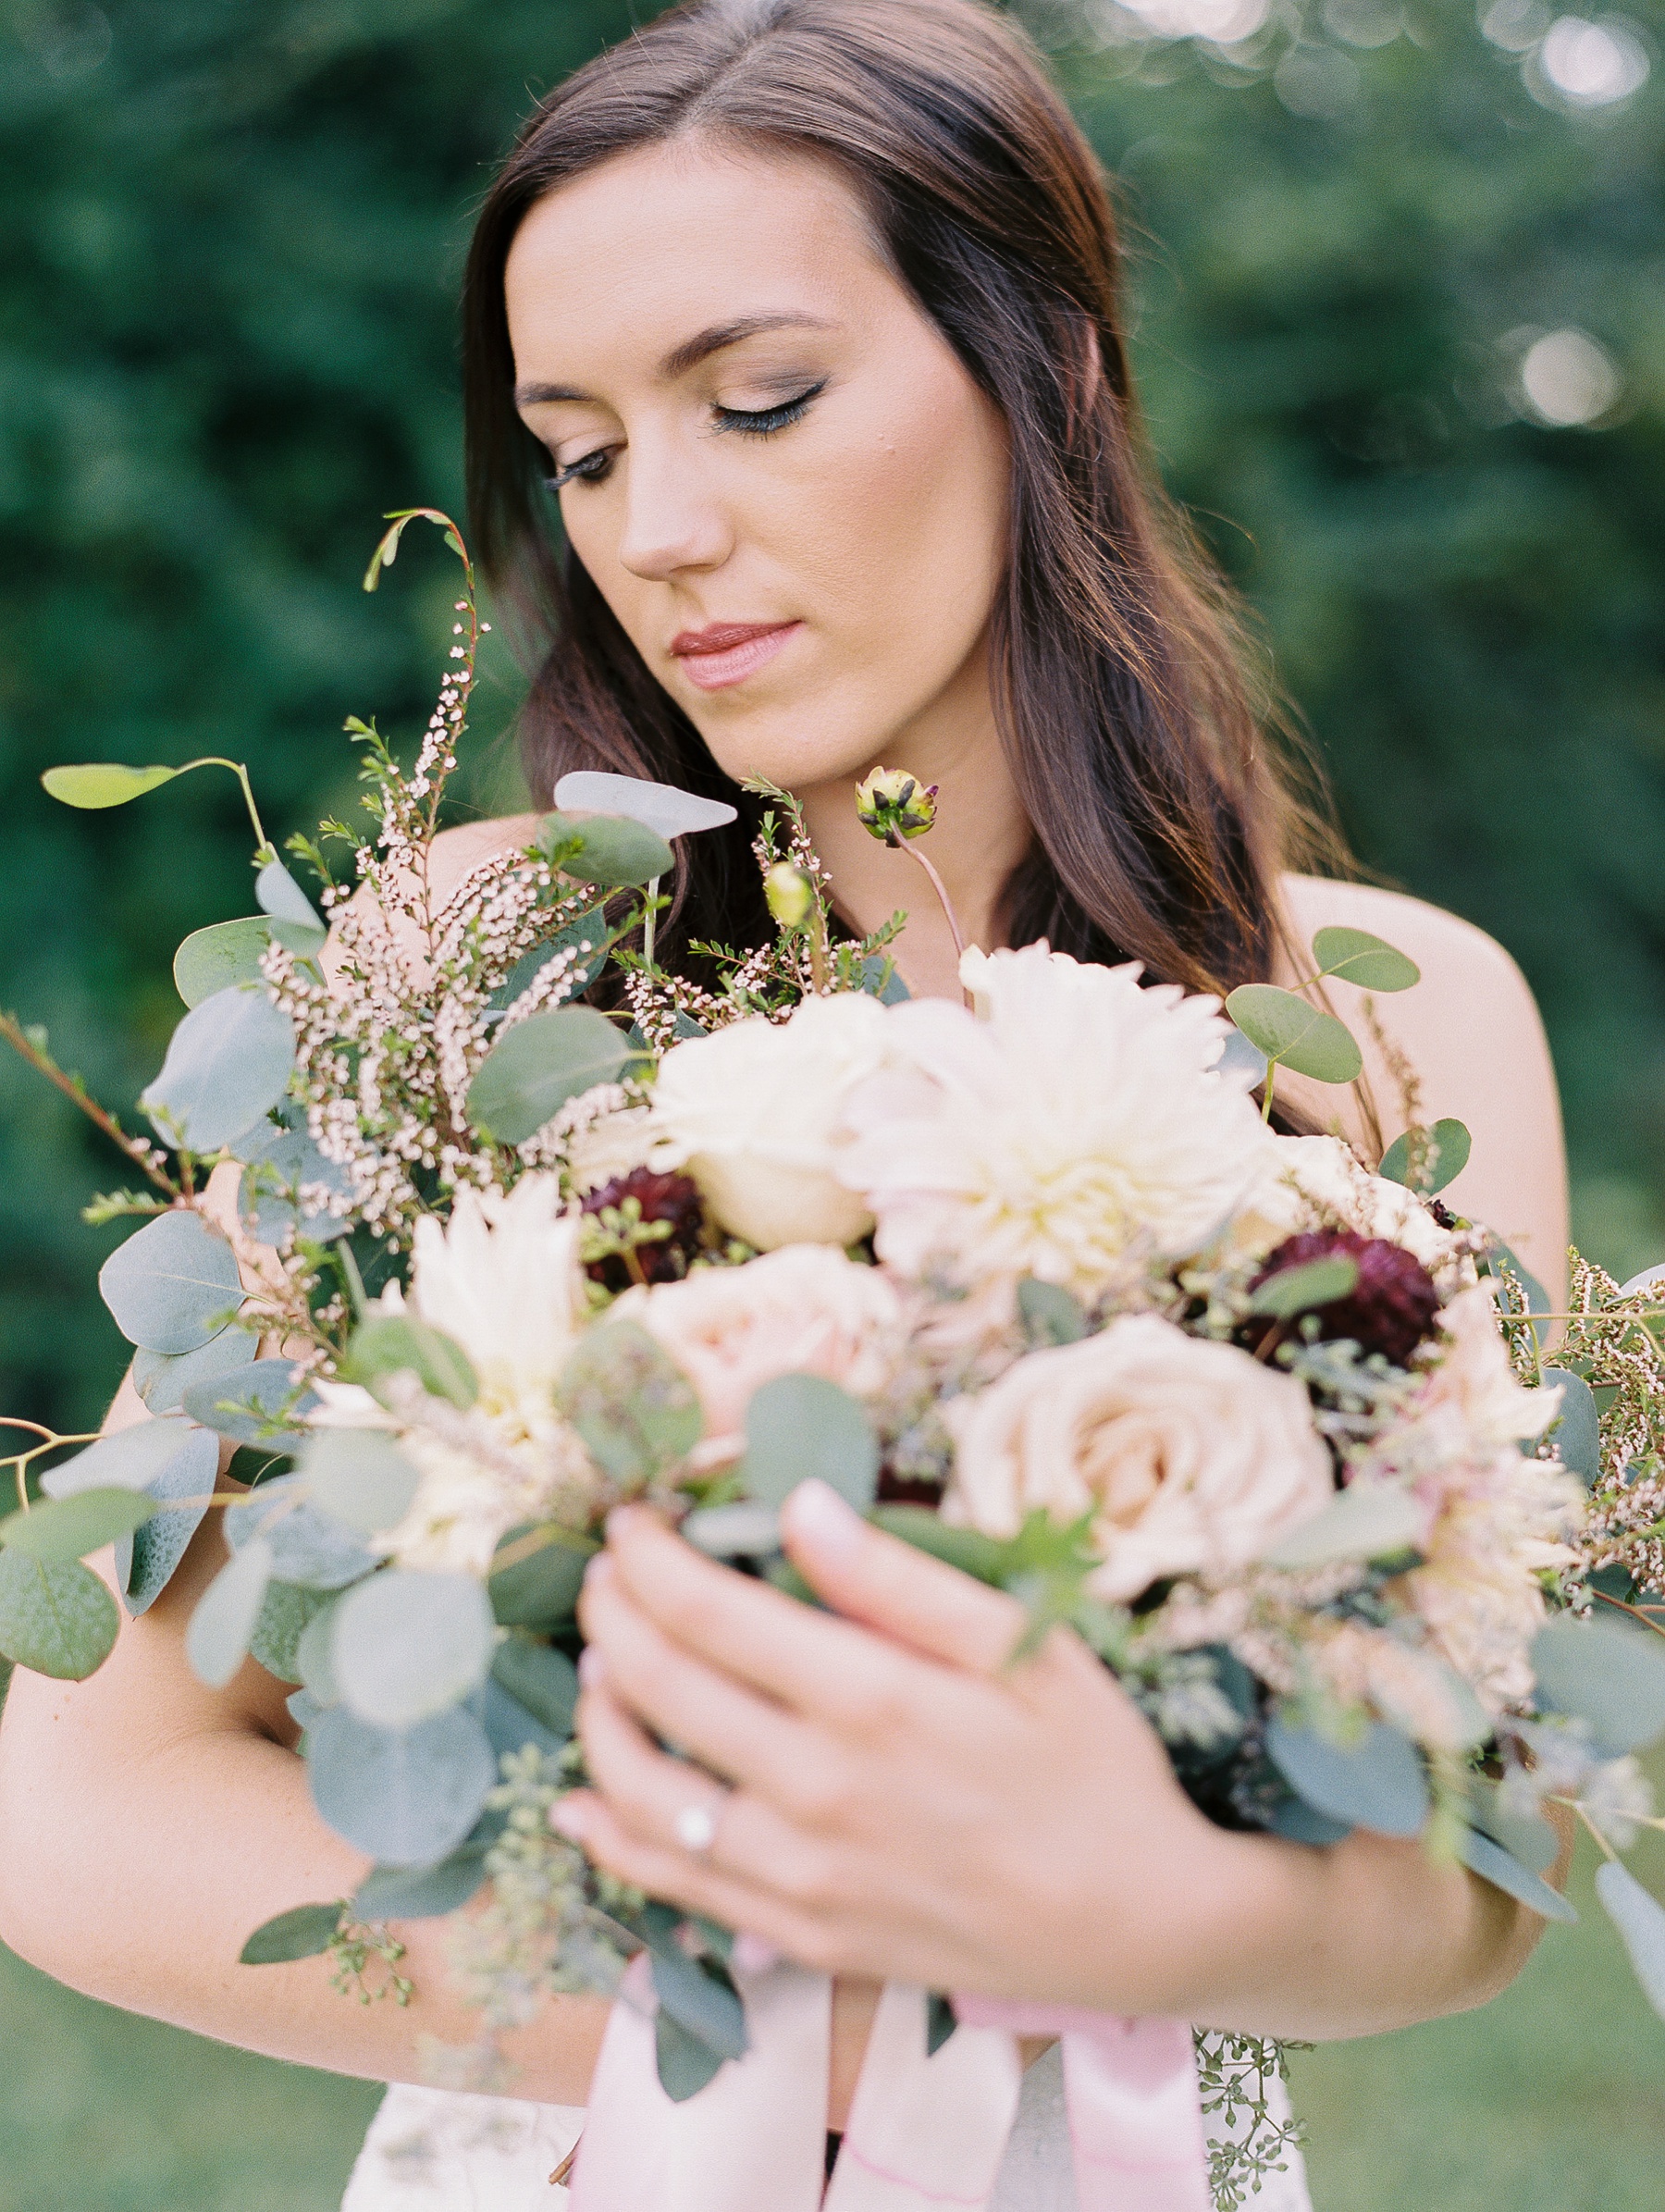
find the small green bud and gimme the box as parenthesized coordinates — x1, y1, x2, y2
(855, 767, 938, 844)
(764, 861, 815, 929)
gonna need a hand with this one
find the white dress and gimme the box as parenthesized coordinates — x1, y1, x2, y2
(340, 2045, 1314, 2210)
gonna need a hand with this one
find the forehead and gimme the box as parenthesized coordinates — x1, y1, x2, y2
(504, 137, 895, 381)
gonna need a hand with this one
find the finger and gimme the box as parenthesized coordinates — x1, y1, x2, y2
(580, 1558, 811, 1787)
(600, 1507, 940, 1727)
(780, 1481, 1028, 1674)
(576, 1674, 834, 1897)
(552, 1787, 845, 1972)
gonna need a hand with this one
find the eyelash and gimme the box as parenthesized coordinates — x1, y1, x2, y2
(545, 381, 827, 493)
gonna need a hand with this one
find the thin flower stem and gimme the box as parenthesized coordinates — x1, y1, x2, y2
(1, 1426, 104, 1515)
(1572, 1802, 1620, 1862)
(0, 1014, 181, 1197)
(179, 758, 271, 857)
(643, 879, 660, 971)
(1590, 1588, 1665, 1639)
(894, 839, 965, 959)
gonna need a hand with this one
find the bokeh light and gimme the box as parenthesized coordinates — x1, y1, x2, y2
(1518, 327, 1623, 424)
(1534, 14, 1651, 105)
(1088, 0, 1274, 45)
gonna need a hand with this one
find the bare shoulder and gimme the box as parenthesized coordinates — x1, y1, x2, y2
(1276, 874, 1568, 1299)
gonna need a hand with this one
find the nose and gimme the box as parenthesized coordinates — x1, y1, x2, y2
(614, 429, 733, 583)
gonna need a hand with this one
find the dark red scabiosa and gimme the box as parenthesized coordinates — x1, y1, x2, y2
(1247, 1228, 1442, 1368)
(581, 1168, 706, 1291)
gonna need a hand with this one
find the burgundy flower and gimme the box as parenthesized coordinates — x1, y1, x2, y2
(582, 1168, 706, 1291)
(1248, 1228, 1441, 1368)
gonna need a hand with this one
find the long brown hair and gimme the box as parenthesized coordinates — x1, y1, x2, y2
(462, 0, 1334, 995)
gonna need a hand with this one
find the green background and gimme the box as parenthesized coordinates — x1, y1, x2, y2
(1, 0, 1661, 2204)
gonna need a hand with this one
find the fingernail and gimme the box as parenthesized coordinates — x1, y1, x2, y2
(578, 1646, 606, 1688)
(782, 1478, 864, 1558)
(550, 1798, 588, 1842)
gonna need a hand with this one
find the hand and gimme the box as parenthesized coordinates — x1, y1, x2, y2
(557, 1479, 1266, 2012)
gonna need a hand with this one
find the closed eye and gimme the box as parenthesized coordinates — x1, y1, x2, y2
(545, 381, 827, 494)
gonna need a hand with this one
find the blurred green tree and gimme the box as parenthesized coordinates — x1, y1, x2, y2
(1, 0, 1660, 1440)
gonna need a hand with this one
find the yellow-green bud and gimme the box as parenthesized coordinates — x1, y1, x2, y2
(855, 767, 938, 844)
(764, 861, 816, 930)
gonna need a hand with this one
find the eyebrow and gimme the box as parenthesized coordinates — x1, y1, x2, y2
(513, 313, 835, 407)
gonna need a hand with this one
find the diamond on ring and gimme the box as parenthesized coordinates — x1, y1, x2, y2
(673, 1799, 721, 1854)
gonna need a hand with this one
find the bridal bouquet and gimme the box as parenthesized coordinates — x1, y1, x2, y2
(7, 513, 1665, 2208)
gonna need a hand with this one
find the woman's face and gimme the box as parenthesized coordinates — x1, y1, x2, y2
(504, 138, 1009, 795)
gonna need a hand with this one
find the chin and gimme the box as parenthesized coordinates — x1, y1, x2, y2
(692, 711, 885, 797)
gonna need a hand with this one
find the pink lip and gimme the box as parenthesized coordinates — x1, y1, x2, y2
(669, 621, 801, 692)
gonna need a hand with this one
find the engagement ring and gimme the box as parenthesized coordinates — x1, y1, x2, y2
(673, 1795, 726, 1856)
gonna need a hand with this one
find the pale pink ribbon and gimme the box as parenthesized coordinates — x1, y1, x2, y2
(570, 1961, 1211, 2212)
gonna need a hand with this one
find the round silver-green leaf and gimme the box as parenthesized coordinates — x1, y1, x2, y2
(0, 1489, 157, 1564)
(1311, 926, 1421, 993)
(141, 985, 297, 1153)
(331, 1569, 497, 1729)
(42, 1414, 206, 1498)
(1532, 1615, 1665, 1754)
(173, 918, 274, 1009)
(300, 1429, 422, 1536)
(552, 772, 737, 841)
(1376, 1118, 1472, 1195)
(1266, 1713, 1429, 1837)
(0, 1550, 120, 1678)
(1224, 985, 1363, 1086)
(741, 1374, 880, 1512)
(181, 1359, 319, 1451)
(307, 1703, 497, 1867)
(186, 1535, 274, 1687)
(98, 1211, 245, 1353)
(465, 1005, 634, 1146)
(225, 1474, 376, 1590)
(133, 1326, 262, 1415)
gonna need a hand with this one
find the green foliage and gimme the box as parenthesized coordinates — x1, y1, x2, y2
(172, 918, 275, 1009)
(1247, 1252, 1361, 1317)
(1593, 1859, 1665, 2018)
(224, 1474, 376, 1589)
(340, 1313, 478, 1411)
(139, 986, 297, 1152)
(1456, 1823, 1579, 1925)
(185, 1535, 273, 1688)
(181, 1356, 317, 1449)
(1262, 1478, 1423, 1570)
(239, 1901, 346, 1967)
(556, 1319, 703, 1488)
(1017, 1275, 1089, 1347)
(1309, 926, 1420, 992)
(536, 809, 674, 890)
(1264, 1712, 1429, 1836)
(1226, 982, 1363, 1084)
(487, 1522, 596, 1629)
(1532, 1614, 1665, 1754)
(299, 1428, 421, 1534)
(97, 1210, 245, 1354)
(1377, 1117, 1473, 1193)
(740, 1373, 880, 1511)
(0, 1486, 155, 1563)
(329, 1568, 496, 1728)
(490, 1637, 580, 1738)
(42, 763, 185, 809)
(0, 1546, 119, 1677)
(1537, 1364, 1602, 1484)
(306, 1702, 498, 1868)
(465, 1003, 637, 1146)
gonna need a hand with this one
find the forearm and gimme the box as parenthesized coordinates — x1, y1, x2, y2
(0, 1666, 610, 2097)
(1150, 1821, 1562, 2044)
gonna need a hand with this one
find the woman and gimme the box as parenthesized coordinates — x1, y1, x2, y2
(0, 2, 1569, 2206)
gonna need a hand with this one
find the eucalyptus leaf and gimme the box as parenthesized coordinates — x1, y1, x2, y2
(339, 1314, 478, 1412)
(0, 1550, 120, 1678)
(114, 1426, 219, 1616)
(488, 1526, 595, 1629)
(249, 1580, 334, 1684)
(286, 1687, 326, 1733)
(482, 1674, 569, 1762)
(1485, 1240, 1550, 1348)
(173, 918, 274, 1008)
(225, 1475, 376, 1590)
(240, 1901, 344, 1966)
(870, 1505, 1008, 1586)
(307, 1703, 497, 1867)
(654, 2004, 729, 2103)
(42, 1413, 206, 1498)
(42, 761, 181, 808)
(466, 1006, 635, 1147)
(233, 1123, 352, 1246)
(1531, 1615, 1665, 1754)
(1540, 1367, 1602, 1486)
(99, 1209, 245, 1353)
(300, 1429, 421, 1535)
(1223, 985, 1363, 1085)
(489, 1637, 580, 1738)
(1458, 1824, 1577, 1924)
(1376, 1118, 1472, 1195)
(1594, 1860, 1665, 2016)
(649, 1946, 748, 2063)
(133, 1326, 261, 1415)
(141, 985, 297, 1153)
(330, 1569, 497, 1729)
(1268, 1795, 1354, 1846)
(552, 772, 738, 842)
(1618, 1263, 1665, 1301)
(1311, 926, 1421, 993)
(1247, 1254, 1360, 1319)
(255, 859, 325, 933)
(296, 1600, 340, 1705)
(182, 1359, 318, 1451)
(185, 1535, 274, 1688)
(682, 1503, 783, 1558)
(557, 1321, 702, 1487)
(0, 1488, 157, 1563)
(1265, 1714, 1429, 1837)
(741, 1374, 879, 1512)
(1263, 1481, 1423, 1570)
(536, 809, 674, 889)
(926, 1993, 957, 2058)
(353, 1843, 492, 1923)
(1017, 1278, 1088, 1348)
(1469, 1783, 1560, 1873)
(492, 908, 613, 1018)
